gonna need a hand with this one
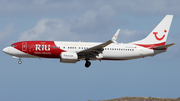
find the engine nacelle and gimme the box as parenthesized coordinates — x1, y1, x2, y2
(60, 52, 78, 63)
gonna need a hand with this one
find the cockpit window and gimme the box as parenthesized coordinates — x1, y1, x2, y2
(10, 45, 17, 47)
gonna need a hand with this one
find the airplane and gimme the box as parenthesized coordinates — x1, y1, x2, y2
(3, 15, 175, 68)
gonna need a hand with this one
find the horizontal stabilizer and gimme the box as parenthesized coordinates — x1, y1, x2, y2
(153, 43, 175, 50)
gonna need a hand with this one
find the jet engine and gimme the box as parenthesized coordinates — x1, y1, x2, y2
(60, 52, 78, 63)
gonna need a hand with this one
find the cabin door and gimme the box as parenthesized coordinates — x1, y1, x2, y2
(22, 42, 27, 51)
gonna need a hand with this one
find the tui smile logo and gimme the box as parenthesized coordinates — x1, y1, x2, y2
(153, 30, 166, 41)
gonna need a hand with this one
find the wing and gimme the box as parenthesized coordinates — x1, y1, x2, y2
(77, 29, 120, 59)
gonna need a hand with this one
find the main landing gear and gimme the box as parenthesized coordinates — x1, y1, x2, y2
(85, 60, 91, 68)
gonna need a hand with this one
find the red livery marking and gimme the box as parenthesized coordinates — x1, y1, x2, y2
(153, 32, 165, 41)
(164, 30, 167, 33)
(135, 42, 166, 49)
(13, 41, 66, 58)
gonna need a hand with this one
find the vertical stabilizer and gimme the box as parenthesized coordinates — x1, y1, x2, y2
(131, 15, 173, 47)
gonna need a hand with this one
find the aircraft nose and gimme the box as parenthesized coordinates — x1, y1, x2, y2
(3, 47, 9, 54)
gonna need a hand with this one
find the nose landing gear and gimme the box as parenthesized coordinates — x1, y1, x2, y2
(18, 58, 22, 64)
(18, 60, 22, 64)
(12, 56, 22, 64)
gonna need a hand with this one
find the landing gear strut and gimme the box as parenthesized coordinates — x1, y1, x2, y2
(85, 60, 91, 68)
(18, 58, 22, 64)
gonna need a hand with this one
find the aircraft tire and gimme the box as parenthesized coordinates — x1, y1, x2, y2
(18, 61, 22, 64)
(85, 61, 91, 68)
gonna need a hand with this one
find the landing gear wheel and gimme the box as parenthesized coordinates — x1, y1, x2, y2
(18, 58, 22, 64)
(18, 61, 22, 64)
(85, 60, 91, 68)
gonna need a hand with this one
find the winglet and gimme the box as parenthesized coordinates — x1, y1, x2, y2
(111, 29, 120, 43)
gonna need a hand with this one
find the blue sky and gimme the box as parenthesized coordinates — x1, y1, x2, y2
(1, 0, 180, 101)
